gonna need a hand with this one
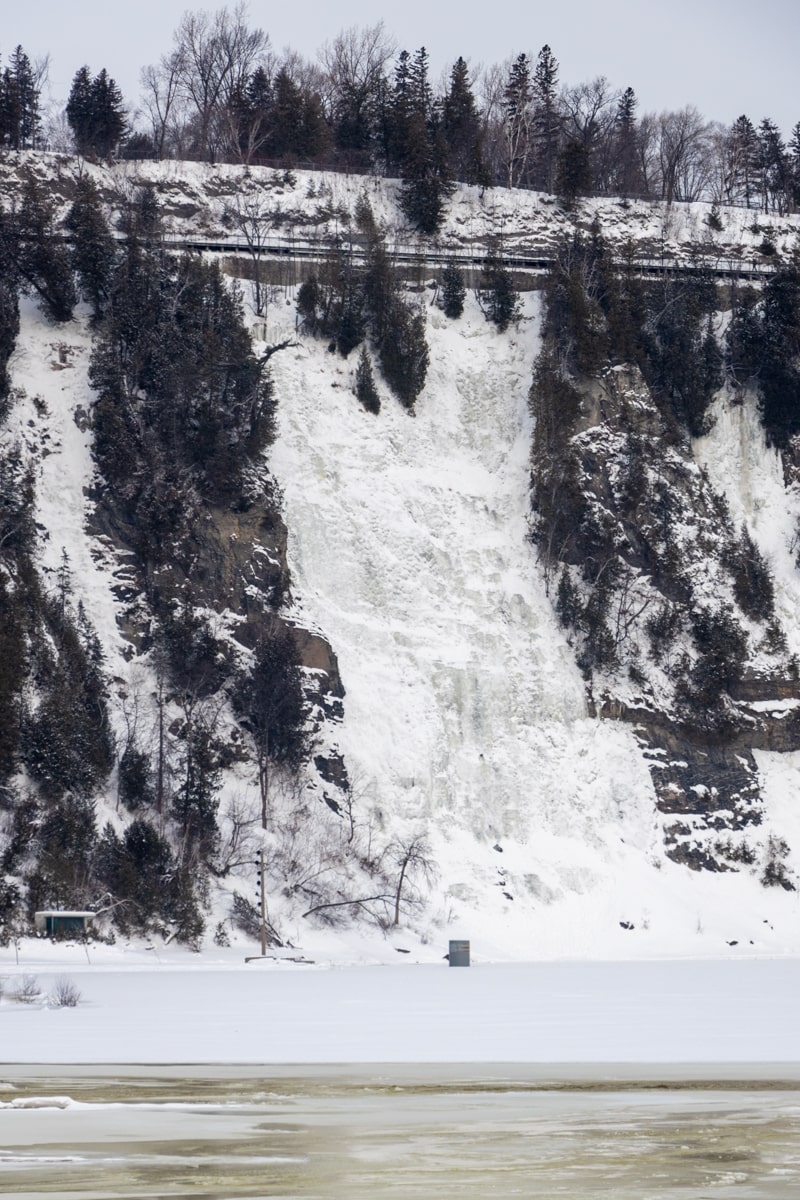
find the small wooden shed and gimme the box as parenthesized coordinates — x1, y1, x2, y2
(34, 910, 96, 937)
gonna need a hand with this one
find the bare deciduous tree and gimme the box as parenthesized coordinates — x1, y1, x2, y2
(140, 51, 187, 159)
(385, 834, 436, 926)
(170, 4, 269, 162)
(656, 107, 713, 202)
(224, 191, 278, 315)
(319, 22, 395, 162)
(560, 77, 619, 195)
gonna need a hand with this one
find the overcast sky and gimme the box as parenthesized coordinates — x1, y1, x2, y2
(8, 0, 800, 135)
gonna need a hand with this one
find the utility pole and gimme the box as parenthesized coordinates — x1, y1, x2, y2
(259, 845, 267, 957)
(258, 731, 269, 957)
(156, 680, 165, 821)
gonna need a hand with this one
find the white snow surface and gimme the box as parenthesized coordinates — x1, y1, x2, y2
(269, 293, 658, 926)
(1, 947, 799, 1066)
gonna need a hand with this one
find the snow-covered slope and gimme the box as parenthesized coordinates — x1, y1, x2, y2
(4, 158, 800, 963)
(262, 292, 800, 959)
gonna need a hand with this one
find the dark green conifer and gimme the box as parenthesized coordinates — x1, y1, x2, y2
(354, 344, 381, 413)
(440, 261, 465, 318)
(478, 241, 520, 331)
(64, 175, 115, 318)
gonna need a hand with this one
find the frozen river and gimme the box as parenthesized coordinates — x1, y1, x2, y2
(2, 1066, 800, 1199)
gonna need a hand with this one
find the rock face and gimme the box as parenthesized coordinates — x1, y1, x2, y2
(539, 364, 800, 873)
(88, 484, 345, 711)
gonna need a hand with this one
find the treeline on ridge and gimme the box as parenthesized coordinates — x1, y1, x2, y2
(4, 11, 800, 232)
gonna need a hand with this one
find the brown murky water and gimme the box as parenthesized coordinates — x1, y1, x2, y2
(1, 1066, 799, 1198)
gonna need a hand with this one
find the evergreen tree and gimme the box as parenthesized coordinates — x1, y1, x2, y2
(643, 270, 722, 435)
(35, 794, 98, 907)
(354, 344, 380, 413)
(440, 260, 466, 318)
(614, 87, 642, 198)
(118, 743, 156, 812)
(442, 57, 486, 184)
(67, 66, 127, 157)
(728, 257, 800, 446)
(0, 46, 40, 149)
(64, 175, 116, 319)
(0, 277, 19, 404)
(757, 117, 789, 214)
(503, 53, 532, 188)
(232, 623, 310, 836)
(0, 573, 25, 782)
(335, 275, 367, 356)
(296, 274, 323, 334)
(362, 236, 395, 345)
(98, 817, 204, 942)
(556, 138, 591, 205)
(10, 46, 39, 147)
(21, 590, 113, 801)
(0, 174, 76, 322)
(407, 46, 433, 123)
(172, 724, 220, 859)
(91, 248, 275, 507)
(378, 300, 429, 409)
(728, 115, 760, 208)
(65, 66, 93, 152)
(531, 45, 561, 192)
(789, 121, 800, 212)
(478, 240, 520, 330)
(268, 69, 304, 158)
(385, 50, 412, 171)
(399, 109, 453, 234)
(726, 524, 775, 621)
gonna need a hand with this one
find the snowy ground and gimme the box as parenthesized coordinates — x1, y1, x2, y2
(1, 946, 799, 1066)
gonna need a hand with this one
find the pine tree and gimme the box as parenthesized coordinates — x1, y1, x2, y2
(399, 110, 453, 234)
(10, 46, 38, 148)
(408, 46, 433, 124)
(789, 122, 800, 212)
(556, 138, 591, 205)
(615, 87, 642, 199)
(531, 45, 561, 192)
(268, 69, 304, 157)
(757, 118, 789, 214)
(67, 66, 127, 157)
(385, 50, 412, 171)
(0, 277, 19, 404)
(232, 623, 310, 838)
(478, 240, 520, 330)
(0, 46, 40, 149)
(728, 115, 760, 208)
(64, 175, 115, 319)
(440, 261, 465, 318)
(363, 237, 395, 345)
(378, 300, 429, 409)
(172, 724, 221, 859)
(442, 57, 486, 185)
(65, 66, 93, 153)
(1, 174, 76, 322)
(0, 573, 25, 781)
(503, 53, 532, 188)
(354, 344, 380, 413)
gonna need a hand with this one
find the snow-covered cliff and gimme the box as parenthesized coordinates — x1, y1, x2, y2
(3, 156, 800, 962)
